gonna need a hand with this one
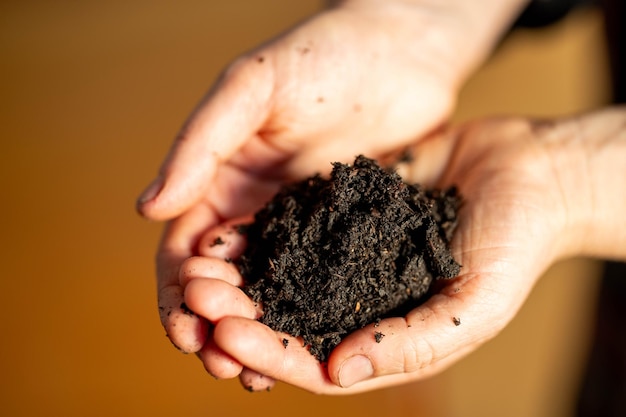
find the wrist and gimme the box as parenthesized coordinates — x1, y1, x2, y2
(328, 0, 529, 87)
(576, 108, 626, 260)
(539, 108, 626, 261)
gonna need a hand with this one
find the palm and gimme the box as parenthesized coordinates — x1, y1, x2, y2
(443, 119, 566, 296)
(186, 118, 571, 394)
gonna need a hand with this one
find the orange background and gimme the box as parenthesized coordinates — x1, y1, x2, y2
(0, 2, 610, 416)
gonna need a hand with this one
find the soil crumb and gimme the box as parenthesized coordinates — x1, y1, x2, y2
(238, 155, 461, 362)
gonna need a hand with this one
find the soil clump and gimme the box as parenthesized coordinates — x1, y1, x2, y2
(238, 155, 461, 362)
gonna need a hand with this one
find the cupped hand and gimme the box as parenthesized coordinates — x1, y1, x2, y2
(140, 2, 471, 376)
(138, 3, 464, 221)
(184, 113, 594, 393)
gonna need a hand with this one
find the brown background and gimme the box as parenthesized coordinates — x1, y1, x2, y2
(0, 1, 610, 416)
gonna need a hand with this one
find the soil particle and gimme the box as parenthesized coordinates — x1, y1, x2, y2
(235, 224, 249, 235)
(238, 155, 461, 362)
(397, 148, 415, 164)
(180, 302, 194, 316)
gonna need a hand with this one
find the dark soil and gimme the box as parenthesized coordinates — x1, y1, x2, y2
(238, 155, 461, 362)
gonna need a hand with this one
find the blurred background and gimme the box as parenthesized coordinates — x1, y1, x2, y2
(0, 1, 610, 416)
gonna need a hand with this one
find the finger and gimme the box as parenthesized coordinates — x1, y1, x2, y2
(327, 271, 518, 388)
(158, 285, 209, 354)
(157, 204, 218, 353)
(179, 256, 243, 288)
(239, 368, 276, 392)
(214, 316, 452, 394)
(197, 337, 244, 380)
(185, 278, 262, 381)
(197, 218, 251, 260)
(212, 317, 336, 393)
(184, 278, 261, 322)
(137, 57, 274, 221)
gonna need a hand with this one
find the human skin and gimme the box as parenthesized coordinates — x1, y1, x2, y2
(136, 0, 528, 390)
(182, 107, 626, 393)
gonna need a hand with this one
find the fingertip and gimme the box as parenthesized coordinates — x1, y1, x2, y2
(334, 354, 374, 388)
(166, 311, 209, 354)
(137, 177, 195, 222)
(212, 317, 286, 370)
(239, 368, 276, 392)
(137, 153, 218, 221)
(197, 219, 251, 260)
(184, 278, 258, 322)
(328, 298, 481, 388)
(198, 338, 244, 379)
(179, 256, 244, 287)
(158, 285, 208, 353)
(214, 315, 273, 342)
(328, 317, 409, 387)
(136, 176, 164, 219)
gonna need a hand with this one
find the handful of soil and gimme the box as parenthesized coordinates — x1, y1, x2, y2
(238, 155, 461, 362)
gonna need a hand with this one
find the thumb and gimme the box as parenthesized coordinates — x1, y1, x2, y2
(137, 56, 273, 221)
(327, 273, 514, 388)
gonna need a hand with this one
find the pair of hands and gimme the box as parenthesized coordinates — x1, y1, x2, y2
(137, 1, 620, 394)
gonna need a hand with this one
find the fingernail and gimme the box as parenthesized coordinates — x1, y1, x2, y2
(338, 355, 373, 388)
(137, 176, 163, 206)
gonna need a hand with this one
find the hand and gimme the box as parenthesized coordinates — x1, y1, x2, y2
(138, 0, 531, 391)
(142, 1, 482, 377)
(138, 2, 470, 222)
(183, 108, 626, 393)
